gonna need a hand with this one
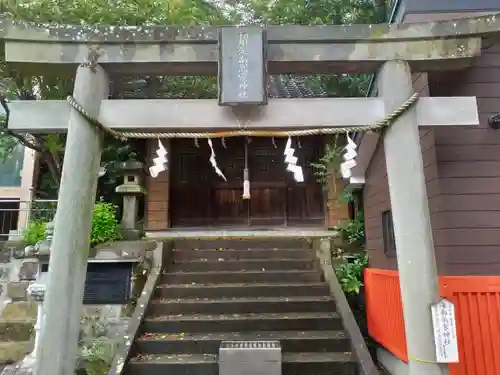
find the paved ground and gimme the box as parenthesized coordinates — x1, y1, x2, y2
(0, 364, 31, 375)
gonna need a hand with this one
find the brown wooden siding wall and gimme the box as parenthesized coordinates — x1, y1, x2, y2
(327, 176, 349, 228)
(145, 139, 170, 231)
(430, 42, 500, 275)
(365, 42, 500, 275)
(364, 11, 500, 275)
(363, 73, 447, 271)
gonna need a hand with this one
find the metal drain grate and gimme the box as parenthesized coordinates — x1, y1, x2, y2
(220, 341, 281, 349)
(219, 340, 282, 375)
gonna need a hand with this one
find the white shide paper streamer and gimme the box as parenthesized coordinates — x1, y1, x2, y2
(340, 133, 358, 179)
(149, 139, 168, 178)
(208, 139, 227, 181)
(284, 137, 304, 183)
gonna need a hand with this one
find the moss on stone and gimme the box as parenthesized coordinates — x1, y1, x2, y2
(1, 302, 37, 322)
(0, 341, 32, 364)
(0, 322, 34, 341)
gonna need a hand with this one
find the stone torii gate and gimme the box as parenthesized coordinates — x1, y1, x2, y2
(1, 14, 499, 375)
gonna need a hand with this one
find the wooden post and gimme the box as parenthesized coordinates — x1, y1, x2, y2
(379, 60, 447, 375)
(35, 64, 109, 375)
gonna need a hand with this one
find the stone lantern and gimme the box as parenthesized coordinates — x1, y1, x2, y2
(115, 161, 146, 240)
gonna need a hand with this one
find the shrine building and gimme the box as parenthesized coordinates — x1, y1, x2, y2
(3, 3, 500, 374)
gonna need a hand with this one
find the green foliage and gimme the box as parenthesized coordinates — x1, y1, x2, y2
(311, 140, 344, 187)
(1, 0, 233, 196)
(330, 210, 366, 286)
(335, 253, 368, 294)
(91, 201, 122, 246)
(23, 201, 121, 246)
(29, 200, 58, 222)
(6, 0, 229, 26)
(335, 212, 365, 249)
(78, 337, 116, 375)
(22, 220, 47, 246)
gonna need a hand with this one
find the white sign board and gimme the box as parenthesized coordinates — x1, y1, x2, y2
(431, 298, 459, 363)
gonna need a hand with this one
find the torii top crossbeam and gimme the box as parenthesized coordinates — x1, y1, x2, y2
(1, 13, 499, 76)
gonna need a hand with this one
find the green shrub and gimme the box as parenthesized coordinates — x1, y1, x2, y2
(77, 337, 115, 375)
(23, 201, 122, 247)
(334, 213, 365, 249)
(23, 220, 47, 246)
(335, 253, 368, 295)
(91, 201, 122, 246)
(335, 253, 371, 340)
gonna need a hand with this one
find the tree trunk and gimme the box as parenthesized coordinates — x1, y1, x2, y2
(42, 151, 62, 193)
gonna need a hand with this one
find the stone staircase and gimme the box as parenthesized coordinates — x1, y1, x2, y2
(127, 239, 358, 375)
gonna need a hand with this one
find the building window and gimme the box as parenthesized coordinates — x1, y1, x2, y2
(382, 210, 396, 256)
(0, 199, 20, 241)
(0, 145, 24, 187)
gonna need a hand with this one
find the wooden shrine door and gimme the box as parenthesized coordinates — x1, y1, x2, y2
(169, 136, 325, 227)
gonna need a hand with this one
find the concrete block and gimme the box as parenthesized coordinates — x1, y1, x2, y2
(0, 322, 33, 341)
(0, 250, 11, 264)
(0, 267, 9, 282)
(18, 262, 38, 281)
(1, 302, 37, 322)
(6, 282, 30, 301)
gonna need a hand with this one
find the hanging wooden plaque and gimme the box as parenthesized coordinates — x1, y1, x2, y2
(218, 27, 268, 106)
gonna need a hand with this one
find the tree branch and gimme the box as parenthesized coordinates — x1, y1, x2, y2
(0, 95, 44, 153)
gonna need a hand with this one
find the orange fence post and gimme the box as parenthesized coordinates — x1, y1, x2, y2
(364, 268, 407, 361)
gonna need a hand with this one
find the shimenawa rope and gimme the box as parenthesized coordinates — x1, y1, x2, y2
(66, 92, 419, 141)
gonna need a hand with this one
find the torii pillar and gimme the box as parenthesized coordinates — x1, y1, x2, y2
(380, 60, 447, 375)
(34, 64, 108, 375)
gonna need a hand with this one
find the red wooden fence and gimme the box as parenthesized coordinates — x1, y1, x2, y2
(364, 268, 500, 375)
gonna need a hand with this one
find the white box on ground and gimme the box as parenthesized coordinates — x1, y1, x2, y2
(219, 340, 282, 375)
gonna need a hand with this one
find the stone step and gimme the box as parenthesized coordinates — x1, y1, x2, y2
(172, 248, 314, 261)
(141, 312, 342, 333)
(135, 330, 350, 354)
(170, 259, 315, 272)
(148, 296, 335, 315)
(128, 352, 357, 375)
(173, 239, 310, 251)
(162, 270, 321, 284)
(155, 282, 330, 299)
(281, 352, 357, 375)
